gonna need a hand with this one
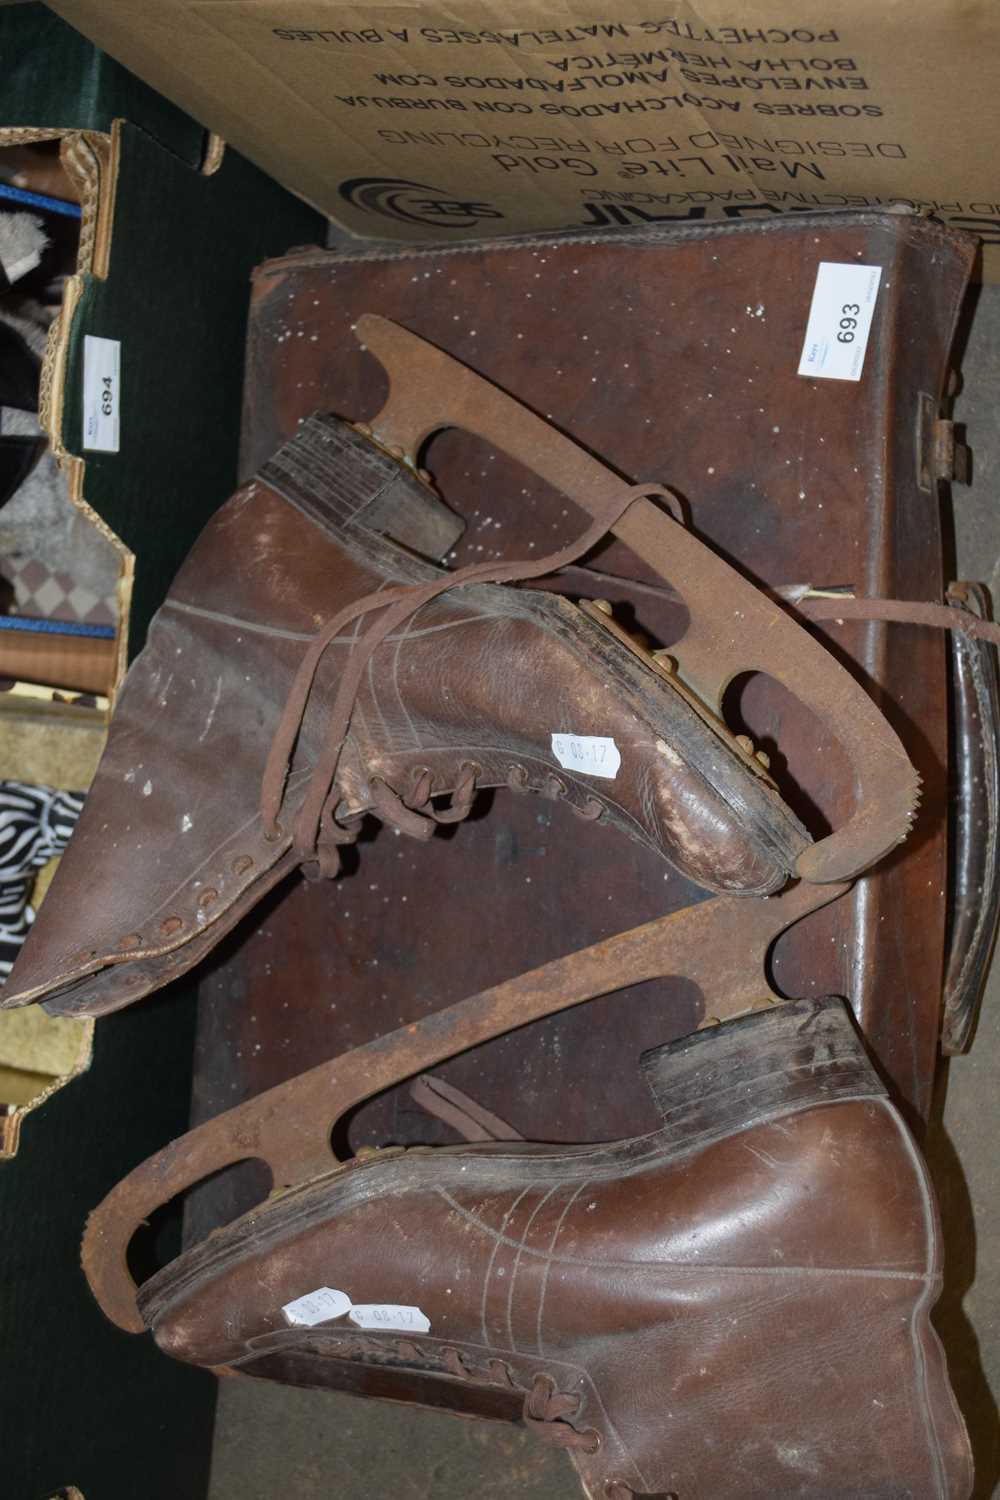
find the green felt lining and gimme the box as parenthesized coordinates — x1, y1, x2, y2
(1, 1, 204, 163)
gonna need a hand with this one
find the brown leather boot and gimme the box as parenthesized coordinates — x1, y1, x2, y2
(137, 997, 972, 1499)
(2, 416, 809, 1020)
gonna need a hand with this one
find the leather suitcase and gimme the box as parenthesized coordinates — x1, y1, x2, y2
(188, 209, 980, 1241)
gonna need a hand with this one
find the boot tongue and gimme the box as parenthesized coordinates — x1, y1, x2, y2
(639, 997, 884, 1131)
(259, 414, 464, 562)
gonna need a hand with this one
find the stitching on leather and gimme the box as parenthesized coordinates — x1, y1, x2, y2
(508, 1184, 560, 1356)
(260, 209, 960, 277)
(436, 1185, 931, 1280)
(386, 612, 423, 753)
(480, 1185, 531, 1349)
(534, 1180, 589, 1358)
(165, 596, 528, 645)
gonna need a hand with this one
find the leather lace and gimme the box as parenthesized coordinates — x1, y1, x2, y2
(260, 469, 998, 879)
(409, 1073, 523, 1142)
(605, 1487, 678, 1500)
(548, 563, 1000, 647)
(441, 1350, 600, 1455)
(522, 1372, 601, 1452)
(372, 1341, 675, 1496)
(798, 592, 1000, 641)
(259, 484, 669, 876)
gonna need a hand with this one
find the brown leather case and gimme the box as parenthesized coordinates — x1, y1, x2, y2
(187, 210, 976, 1242)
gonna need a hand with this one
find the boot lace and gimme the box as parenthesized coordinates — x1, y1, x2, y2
(260, 463, 999, 882)
(259, 483, 667, 877)
(605, 1487, 679, 1499)
(522, 1371, 601, 1452)
(440, 1347, 680, 1492)
(441, 1351, 600, 1454)
(367, 760, 481, 844)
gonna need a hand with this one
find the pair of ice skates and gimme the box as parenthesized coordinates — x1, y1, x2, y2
(4, 319, 971, 1498)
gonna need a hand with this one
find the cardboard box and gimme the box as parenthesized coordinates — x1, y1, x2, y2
(48, 0, 1000, 275)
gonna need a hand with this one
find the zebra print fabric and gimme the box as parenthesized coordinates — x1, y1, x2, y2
(0, 780, 84, 980)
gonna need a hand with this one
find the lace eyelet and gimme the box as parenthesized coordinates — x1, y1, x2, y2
(573, 796, 604, 822)
(605, 1479, 671, 1500)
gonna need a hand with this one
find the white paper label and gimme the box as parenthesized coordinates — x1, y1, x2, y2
(797, 263, 882, 382)
(82, 335, 121, 451)
(281, 1286, 351, 1328)
(348, 1303, 431, 1334)
(550, 733, 620, 779)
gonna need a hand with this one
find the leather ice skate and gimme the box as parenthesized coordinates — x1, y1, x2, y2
(3, 412, 812, 1020)
(81, 878, 846, 1331)
(129, 996, 973, 1500)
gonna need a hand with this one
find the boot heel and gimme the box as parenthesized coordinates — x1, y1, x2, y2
(260, 413, 464, 562)
(640, 997, 885, 1147)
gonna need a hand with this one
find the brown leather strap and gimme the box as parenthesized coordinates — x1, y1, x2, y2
(800, 594, 1000, 645)
(409, 1074, 523, 1143)
(260, 474, 670, 871)
(555, 567, 1000, 648)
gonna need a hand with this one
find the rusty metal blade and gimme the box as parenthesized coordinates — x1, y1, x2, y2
(354, 313, 919, 885)
(82, 880, 847, 1334)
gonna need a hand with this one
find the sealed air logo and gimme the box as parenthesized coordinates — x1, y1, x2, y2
(339, 176, 504, 228)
